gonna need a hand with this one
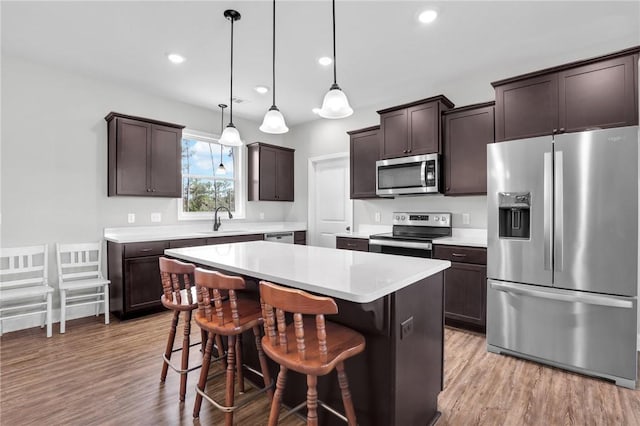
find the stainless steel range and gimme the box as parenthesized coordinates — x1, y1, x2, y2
(369, 212, 451, 258)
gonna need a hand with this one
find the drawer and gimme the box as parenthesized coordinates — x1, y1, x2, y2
(123, 241, 169, 258)
(433, 245, 486, 265)
(168, 238, 207, 249)
(206, 234, 264, 245)
(336, 237, 369, 252)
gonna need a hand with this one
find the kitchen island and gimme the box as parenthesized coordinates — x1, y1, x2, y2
(165, 241, 450, 426)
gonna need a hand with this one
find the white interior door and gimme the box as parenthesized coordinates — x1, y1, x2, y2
(308, 154, 352, 248)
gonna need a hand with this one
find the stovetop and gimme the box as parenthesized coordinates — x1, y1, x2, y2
(369, 212, 452, 242)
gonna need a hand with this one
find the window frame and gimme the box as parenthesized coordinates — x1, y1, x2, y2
(177, 129, 245, 221)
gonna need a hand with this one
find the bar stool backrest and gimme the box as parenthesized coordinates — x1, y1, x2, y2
(194, 268, 246, 328)
(259, 281, 338, 363)
(159, 257, 196, 306)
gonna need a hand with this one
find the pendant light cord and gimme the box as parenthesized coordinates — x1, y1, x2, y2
(272, 0, 276, 106)
(332, 0, 337, 85)
(229, 16, 235, 125)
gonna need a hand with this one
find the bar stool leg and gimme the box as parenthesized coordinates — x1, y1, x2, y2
(236, 333, 245, 393)
(225, 334, 237, 426)
(201, 328, 208, 353)
(336, 362, 357, 425)
(268, 366, 288, 426)
(179, 310, 192, 402)
(161, 311, 180, 382)
(307, 374, 319, 426)
(253, 326, 274, 399)
(193, 330, 215, 418)
(216, 334, 227, 369)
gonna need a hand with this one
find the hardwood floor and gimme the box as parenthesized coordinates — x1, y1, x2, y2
(1, 313, 638, 425)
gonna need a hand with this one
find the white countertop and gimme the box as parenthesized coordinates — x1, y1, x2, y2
(104, 222, 306, 243)
(433, 228, 487, 248)
(165, 241, 450, 303)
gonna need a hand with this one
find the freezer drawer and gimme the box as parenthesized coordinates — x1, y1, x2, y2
(487, 279, 637, 388)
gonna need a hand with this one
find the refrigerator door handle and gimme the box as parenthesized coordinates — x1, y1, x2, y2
(543, 152, 553, 271)
(490, 281, 633, 309)
(554, 150, 564, 272)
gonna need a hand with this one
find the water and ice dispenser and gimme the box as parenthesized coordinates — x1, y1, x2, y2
(498, 192, 530, 239)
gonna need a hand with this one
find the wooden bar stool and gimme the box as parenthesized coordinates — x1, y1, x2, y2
(259, 281, 366, 426)
(158, 257, 225, 402)
(193, 268, 274, 425)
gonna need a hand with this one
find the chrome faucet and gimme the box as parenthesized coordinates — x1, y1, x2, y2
(213, 206, 233, 231)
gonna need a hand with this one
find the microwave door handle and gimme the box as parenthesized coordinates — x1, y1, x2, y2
(421, 161, 427, 187)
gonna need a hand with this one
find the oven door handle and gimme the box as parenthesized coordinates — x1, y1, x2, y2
(368, 239, 432, 250)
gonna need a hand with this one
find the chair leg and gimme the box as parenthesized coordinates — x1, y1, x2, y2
(161, 311, 180, 382)
(267, 366, 287, 426)
(336, 362, 357, 425)
(60, 290, 66, 334)
(46, 293, 52, 338)
(306, 375, 319, 426)
(216, 334, 227, 369)
(225, 334, 237, 426)
(194, 331, 215, 418)
(200, 328, 208, 353)
(236, 333, 245, 393)
(104, 284, 110, 325)
(253, 326, 273, 400)
(179, 310, 192, 402)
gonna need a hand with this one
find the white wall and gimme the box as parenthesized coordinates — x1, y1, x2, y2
(0, 55, 292, 331)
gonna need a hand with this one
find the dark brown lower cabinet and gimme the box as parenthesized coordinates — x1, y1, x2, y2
(433, 245, 487, 332)
(294, 231, 306, 245)
(336, 236, 369, 252)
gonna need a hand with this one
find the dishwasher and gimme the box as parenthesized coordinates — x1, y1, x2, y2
(263, 231, 294, 244)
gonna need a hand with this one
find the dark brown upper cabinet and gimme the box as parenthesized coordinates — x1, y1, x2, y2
(106, 112, 184, 197)
(247, 142, 294, 201)
(347, 125, 380, 199)
(493, 47, 639, 142)
(443, 102, 495, 196)
(377, 95, 454, 159)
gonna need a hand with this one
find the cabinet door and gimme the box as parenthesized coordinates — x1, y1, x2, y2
(150, 124, 182, 197)
(350, 128, 379, 199)
(124, 255, 162, 313)
(259, 146, 278, 201)
(379, 109, 408, 159)
(444, 262, 487, 328)
(444, 106, 494, 195)
(116, 118, 151, 195)
(495, 74, 559, 142)
(408, 103, 439, 155)
(276, 149, 294, 201)
(336, 237, 369, 252)
(559, 55, 638, 133)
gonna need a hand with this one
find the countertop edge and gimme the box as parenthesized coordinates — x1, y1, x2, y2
(105, 226, 307, 243)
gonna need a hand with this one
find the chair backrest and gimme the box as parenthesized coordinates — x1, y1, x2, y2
(194, 267, 246, 328)
(259, 281, 338, 362)
(0, 244, 49, 290)
(159, 257, 196, 305)
(56, 242, 103, 285)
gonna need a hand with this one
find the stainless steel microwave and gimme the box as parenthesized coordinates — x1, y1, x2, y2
(376, 153, 441, 196)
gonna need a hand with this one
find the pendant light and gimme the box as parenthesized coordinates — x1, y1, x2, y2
(260, 0, 289, 134)
(219, 10, 243, 146)
(216, 104, 227, 175)
(318, 0, 353, 119)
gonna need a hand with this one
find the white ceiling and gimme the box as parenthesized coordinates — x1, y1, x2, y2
(2, 1, 639, 127)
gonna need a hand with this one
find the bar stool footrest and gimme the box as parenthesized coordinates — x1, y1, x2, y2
(279, 399, 349, 423)
(196, 369, 274, 414)
(162, 343, 227, 375)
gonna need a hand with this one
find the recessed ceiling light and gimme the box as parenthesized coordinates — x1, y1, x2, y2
(167, 53, 186, 64)
(418, 9, 438, 24)
(318, 56, 332, 66)
(254, 85, 269, 95)
(312, 108, 321, 114)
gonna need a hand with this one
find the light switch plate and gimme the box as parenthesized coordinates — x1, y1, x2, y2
(127, 213, 135, 224)
(259, 212, 265, 220)
(462, 213, 470, 225)
(151, 212, 161, 223)
(374, 212, 381, 223)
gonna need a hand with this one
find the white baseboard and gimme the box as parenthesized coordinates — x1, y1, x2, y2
(1, 305, 106, 336)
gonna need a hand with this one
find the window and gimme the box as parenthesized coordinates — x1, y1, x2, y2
(178, 129, 243, 220)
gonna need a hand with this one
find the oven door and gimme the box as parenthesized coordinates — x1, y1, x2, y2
(368, 239, 433, 258)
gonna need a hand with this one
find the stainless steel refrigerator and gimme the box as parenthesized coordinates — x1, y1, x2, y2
(487, 126, 638, 389)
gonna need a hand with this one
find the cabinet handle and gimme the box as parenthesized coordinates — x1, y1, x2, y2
(552, 128, 558, 134)
(559, 128, 565, 133)
(146, 188, 151, 192)
(139, 248, 153, 252)
(152, 189, 156, 192)
(347, 243, 357, 247)
(408, 149, 412, 153)
(452, 253, 467, 258)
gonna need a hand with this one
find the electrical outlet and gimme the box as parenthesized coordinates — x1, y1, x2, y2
(462, 213, 470, 225)
(374, 212, 381, 223)
(400, 316, 414, 339)
(127, 213, 135, 224)
(259, 212, 265, 220)
(151, 212, 162, 223)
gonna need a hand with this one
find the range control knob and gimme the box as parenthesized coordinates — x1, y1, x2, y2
(395, 215, 400, 220)
(401, 215, 406, 220)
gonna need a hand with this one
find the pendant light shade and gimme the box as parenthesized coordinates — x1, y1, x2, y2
(260, 0, 289, 134)
(220, 9, 243, 147)
(216, 104, 227, 175)
(318, 0, 353, 119)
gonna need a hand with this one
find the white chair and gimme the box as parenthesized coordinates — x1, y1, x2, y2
(0, 245, 54, 337)
(56, 242, 110, 334)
